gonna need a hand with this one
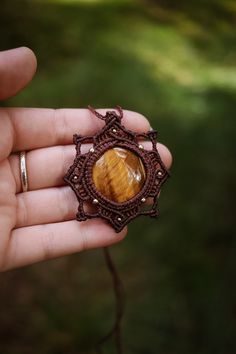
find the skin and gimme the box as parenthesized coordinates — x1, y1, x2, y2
(0, 47, 172, 272)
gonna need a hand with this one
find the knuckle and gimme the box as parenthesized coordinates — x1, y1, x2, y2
(80, 223, 89, 251)
(40, 224, 56, 260)
(16, 193, 28, 227)
(0, 231, 18, 272)
(0, 110, 14, 160)
(60, 145, 69, 179)
(57, 187, 76, 222)
(57, 187, 70, 221)
(53, 109, 67, 144)
(8, 154, 21, 192)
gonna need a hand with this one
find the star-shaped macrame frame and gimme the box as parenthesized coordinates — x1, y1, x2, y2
(64, 107, 170, 232)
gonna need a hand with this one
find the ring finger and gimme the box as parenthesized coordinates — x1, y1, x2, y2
(9, 142, 172, 193)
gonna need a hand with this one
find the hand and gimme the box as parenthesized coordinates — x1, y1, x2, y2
(0, 47, 172, 271)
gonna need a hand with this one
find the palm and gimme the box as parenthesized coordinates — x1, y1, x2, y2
(0, 48, 172, 271)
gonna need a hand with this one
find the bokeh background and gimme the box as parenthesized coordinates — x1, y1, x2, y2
(1, 0, 236, 353)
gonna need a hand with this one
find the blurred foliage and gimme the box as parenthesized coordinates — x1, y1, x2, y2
(0, 0, 236, 353)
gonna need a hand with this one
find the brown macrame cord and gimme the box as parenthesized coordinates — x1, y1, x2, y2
(64, 106, 170, 354)
(64, 106, 169, 232)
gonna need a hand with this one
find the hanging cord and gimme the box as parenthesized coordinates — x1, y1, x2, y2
(88, 105, 123, 121)
(95, 247, 125, 354)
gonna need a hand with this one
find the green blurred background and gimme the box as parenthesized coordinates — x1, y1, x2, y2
(1, 0, 236, 353)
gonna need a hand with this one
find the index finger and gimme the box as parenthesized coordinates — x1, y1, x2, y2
(2, 107, 151, 153)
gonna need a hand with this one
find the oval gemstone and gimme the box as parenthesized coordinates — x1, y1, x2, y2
(92, 147, 146, 203)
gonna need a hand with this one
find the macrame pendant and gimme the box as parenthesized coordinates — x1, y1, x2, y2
(64, 106, 169, 232)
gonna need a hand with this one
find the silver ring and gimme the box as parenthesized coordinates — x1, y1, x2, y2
(19, 151, 28, 192)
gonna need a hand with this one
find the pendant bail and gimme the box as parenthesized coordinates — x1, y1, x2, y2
(88, 105, 123, 123)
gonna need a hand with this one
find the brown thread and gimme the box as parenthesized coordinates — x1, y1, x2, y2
(96, 247, 125, 354)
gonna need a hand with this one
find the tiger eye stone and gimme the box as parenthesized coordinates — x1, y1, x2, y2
(92, 147, 146, 203)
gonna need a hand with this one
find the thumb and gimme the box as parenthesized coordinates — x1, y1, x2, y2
(0, 47, 37, 101)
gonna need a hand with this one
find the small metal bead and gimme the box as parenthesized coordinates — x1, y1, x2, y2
(157, 170, 163, 177)
(112, 128, 117, 133)
(138, 144, 144, 149)
(117, 217, 122, 222)
(89, 147, 95, 153)
(72, 175, 78, 183)
(141, 197, 146, 203)
(92, 199, 99, 205)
